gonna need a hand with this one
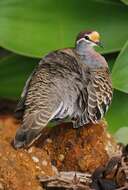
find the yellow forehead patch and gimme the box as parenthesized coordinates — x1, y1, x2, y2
(88, 31, 100, 42)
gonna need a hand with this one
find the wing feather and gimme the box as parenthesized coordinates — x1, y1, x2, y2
(87, 69, 113, 123)
(14, 67, 37, 119)
(73, 69, 113, 128)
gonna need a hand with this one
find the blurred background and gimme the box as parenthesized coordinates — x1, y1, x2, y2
(0, 0, 128, 143)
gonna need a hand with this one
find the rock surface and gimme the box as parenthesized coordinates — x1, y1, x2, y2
(0, 115, 118, 190)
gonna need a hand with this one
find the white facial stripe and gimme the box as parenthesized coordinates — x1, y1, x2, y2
(77, 37, 92, 44)
(76, 38, 86, 44)
(76, 37, 97, 47)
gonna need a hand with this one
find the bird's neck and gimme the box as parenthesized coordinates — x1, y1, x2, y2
(75, 43, 95, 56)
(75, 44, 108, 68)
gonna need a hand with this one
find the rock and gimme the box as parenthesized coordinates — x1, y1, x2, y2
(0, 115, 118, 190)
(0, 182, 4, 190)
(38, 121, 118, 172)
(32, 156, 39, 163)
(0, 116, 55, 190)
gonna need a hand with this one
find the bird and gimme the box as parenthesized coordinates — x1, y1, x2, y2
(13, 30, 113, 149)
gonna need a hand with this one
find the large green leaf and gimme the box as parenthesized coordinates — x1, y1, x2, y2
(114, 127, 128, 144)
(104, 52, 118, 72)
(106, 90, 128, 133)
(0, 0, 128, 57)
(121, 0, 128, 5)
(0, 54, 38, 98)
(112, 40, 128, 93)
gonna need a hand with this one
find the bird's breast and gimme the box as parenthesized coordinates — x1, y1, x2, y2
(78, 50, 108, 69)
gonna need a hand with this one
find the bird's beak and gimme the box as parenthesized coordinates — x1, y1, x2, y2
(96, 41, 104, 48)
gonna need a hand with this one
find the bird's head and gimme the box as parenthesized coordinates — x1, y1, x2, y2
(75, 30, 102, 49)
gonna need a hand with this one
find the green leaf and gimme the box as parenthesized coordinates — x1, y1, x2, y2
(104, 52, 118, 72)
(94, 0, 122, 5)
(112, 40, 128, 93)
(106, 90, 128, 133)
(0, 54, 38, 99)
(114, 127, 128, 144)
(0, 0, 128, 57)
(121, 0, 128, 5)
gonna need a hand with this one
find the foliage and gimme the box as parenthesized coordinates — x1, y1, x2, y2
(106, 90, 128, 133)
(121, 0, 128, 5)
(0, 55, 37, 98)
(0, 0, 128, 142)
(0, 0, 128, 57)
(114, 126, 128, 144)
(112, 40, 128, 93)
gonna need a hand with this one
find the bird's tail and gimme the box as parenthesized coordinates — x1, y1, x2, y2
(13, 103, 60, 149)
(13, 111, 49, 149)
(13, 127, 42, 149)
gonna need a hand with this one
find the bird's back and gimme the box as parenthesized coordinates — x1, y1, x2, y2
(13, 49, 90, 148)
(23, 49, 88, 118)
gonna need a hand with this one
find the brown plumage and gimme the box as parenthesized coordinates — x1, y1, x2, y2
(13, 30, 113, 149)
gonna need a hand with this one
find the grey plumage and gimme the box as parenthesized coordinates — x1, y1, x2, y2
(13, 30, 113, 148)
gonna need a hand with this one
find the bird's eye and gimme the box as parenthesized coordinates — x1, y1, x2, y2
(85, 36, 90, 40)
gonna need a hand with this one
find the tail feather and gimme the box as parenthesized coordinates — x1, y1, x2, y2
(13, 127, 42, 149)
(13, 102, 61, 149)
(13, 111, 49, 149)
